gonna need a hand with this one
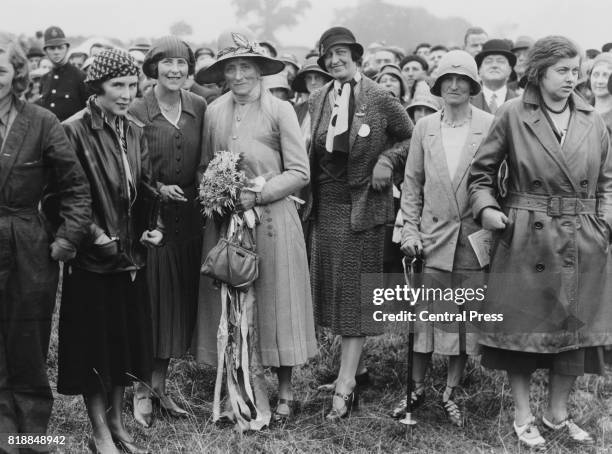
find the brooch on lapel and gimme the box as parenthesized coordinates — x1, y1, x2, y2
(358, 124, 371, 137)
(355, 104, 367, 117)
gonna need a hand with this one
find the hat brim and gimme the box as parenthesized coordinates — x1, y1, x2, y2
(406, 102, 438, 115)
(44, 38, 69, 49)
(317, 42, 364, 70)
(291, 67, 333, 93)
(195, 53, 285, 84)
(475, 50, 517, 68)
(431, 72, 481, 97)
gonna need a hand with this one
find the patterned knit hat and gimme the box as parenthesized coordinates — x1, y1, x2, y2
(85, 48, 139, 83)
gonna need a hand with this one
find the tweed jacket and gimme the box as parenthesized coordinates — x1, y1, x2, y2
(303, 75, 413, 231)
(470, 86, 518, 114)
(401, 106, 494, 271)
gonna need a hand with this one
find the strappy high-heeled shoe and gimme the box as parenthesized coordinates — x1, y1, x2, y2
(391, 381, 425, 419)
(325, 386, 359, 421)
(317, 371, 371, 392)
(442, 386, 463, 427)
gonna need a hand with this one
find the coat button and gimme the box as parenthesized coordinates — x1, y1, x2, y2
(580, 179, 588, 187)
(432, 216, 438, 222)
(535, 263, 545, 272)
(532, 180, 542, 189)
(53, 75, 59, 79)
(50, 102, 55, 107)
(534, 221, 543, 229)
(176, 169, 181, 174)
(51, 89, 56, 94)
(176, 156, 181, 161)
(65, 94, 70, 99)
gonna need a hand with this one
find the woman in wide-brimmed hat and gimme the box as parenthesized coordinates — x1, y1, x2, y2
(192, 27, 316, 426)
(129, 36, 206, 427)
(394, 50, 493, 427)
(304, 26, 412, 421)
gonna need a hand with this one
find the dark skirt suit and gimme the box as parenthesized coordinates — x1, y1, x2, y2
(0, 97, 90, 440)
(304, 76, 413, 336)
(58, 98, 160, 395)
(468, 85, 612, 375)
(130, 89, 206, 359)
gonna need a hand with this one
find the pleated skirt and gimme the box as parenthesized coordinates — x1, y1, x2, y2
(147, 235, 201, 359)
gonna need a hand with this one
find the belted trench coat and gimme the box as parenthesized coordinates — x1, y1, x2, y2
(468, 85, 612, 353)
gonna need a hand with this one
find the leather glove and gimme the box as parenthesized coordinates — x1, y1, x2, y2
(372, 156, 393, 191)
(50, 238, 77, 262)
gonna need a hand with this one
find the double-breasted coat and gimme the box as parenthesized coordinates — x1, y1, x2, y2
(468, 85, 612, 353)
(402, 107, 494, 354)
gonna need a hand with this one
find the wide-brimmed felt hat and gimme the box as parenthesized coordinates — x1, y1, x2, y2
(431, 50, 481, 96)
(279, 53, 299, 72)
(195, 28, 285, 84)
(43, 26, 69, 49)
(316, 26, 364, 70)
(475, 39, 517, 68)
(262, 73, 291, 92)
(291, 56, 332, 93)
(406, 94, 441, 117)
(142, 36, 195, 78)
(375, 64, 408, 99)
(512, 36, 534, 53)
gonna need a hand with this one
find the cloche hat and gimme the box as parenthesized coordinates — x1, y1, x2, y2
(431, 50, 481, 96)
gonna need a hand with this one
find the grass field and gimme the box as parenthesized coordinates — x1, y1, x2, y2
(45, 299, 612, 454)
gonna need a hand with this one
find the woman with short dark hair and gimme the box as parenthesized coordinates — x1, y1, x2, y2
(469, 35, 612, 448)
(129, 36, 206, 426)
(59, 48, 163, 454)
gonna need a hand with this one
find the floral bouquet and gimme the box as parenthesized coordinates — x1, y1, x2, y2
(199, 150, 249, 218)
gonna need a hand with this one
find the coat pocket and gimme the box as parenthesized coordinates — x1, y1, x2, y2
(90, 239, 120, 259)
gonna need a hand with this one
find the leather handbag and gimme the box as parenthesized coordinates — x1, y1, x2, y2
(201, 223, 259, 289)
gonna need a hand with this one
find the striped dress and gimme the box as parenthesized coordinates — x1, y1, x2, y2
(129, 89, 206, 359)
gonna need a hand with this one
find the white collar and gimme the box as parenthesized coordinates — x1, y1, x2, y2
(482, 84, 507, 103)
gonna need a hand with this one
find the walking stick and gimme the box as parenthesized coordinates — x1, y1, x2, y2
(399, 248, 423, 426)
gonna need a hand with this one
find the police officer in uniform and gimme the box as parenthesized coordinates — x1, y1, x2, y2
(39, 26, 88, 121)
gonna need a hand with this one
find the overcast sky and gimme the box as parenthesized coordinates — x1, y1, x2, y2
(4, 0, 611, 50)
